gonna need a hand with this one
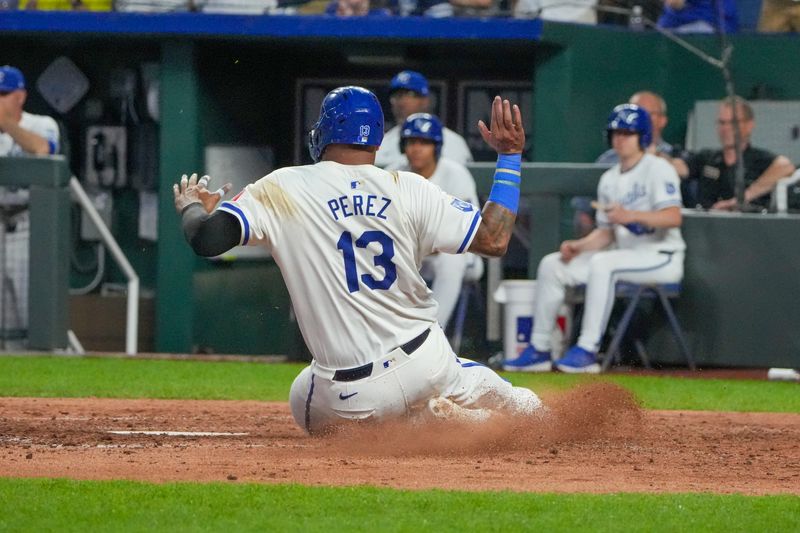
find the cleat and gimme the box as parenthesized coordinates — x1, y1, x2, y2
(555, 345, 601, 374)
(502, 346, 552, 372)
(427, 397, 491, 423)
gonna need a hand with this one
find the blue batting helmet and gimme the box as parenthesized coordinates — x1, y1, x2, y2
(606, 103, 652, 150)
(308, 86, 384, 163)
(400, 113, 444, 159)
(389, 70, 429, 97)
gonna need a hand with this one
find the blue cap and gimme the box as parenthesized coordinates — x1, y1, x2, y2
(0, 66, 25, 92)
(389, 70, 429, 97)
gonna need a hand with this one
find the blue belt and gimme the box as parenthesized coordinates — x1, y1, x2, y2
(332, 328, 431, 382)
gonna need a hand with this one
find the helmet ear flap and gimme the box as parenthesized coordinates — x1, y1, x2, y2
(308, 125, 321, 162)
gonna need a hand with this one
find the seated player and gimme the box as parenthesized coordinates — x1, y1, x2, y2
(504, 103, 685, 373)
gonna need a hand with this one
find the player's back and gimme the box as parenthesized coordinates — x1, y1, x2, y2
(224, 161, 453, 369)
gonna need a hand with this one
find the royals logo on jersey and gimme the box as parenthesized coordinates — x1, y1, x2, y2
(450, 198, 474, 212)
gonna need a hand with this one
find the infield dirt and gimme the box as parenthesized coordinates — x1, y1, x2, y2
(2, 383, 799, 494)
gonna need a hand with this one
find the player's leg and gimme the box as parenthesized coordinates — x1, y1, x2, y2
(289, 365, 316, 432)
(382, 323, 543, 419)
(497, 251, 594, 373)
(423, 253, 468, 330)
(578, 249, 683, 350)
(558, 249, 635, 372)
(291, 325, 456, 433)
(530, 251, 593, 351)
(443, 356, 544, 416)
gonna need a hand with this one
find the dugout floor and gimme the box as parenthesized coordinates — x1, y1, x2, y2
(1, 383, 799, 495)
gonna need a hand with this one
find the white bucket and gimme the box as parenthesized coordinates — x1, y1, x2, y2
(494, 279, 567, 361)
(493, 280, 537, 362)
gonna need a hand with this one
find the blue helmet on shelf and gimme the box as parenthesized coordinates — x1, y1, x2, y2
(606, 103, 652, 150)
(400, 113, 444, 159)
(308, 86, 384, 163)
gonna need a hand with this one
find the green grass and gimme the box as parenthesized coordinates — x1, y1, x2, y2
(0, 356, 303, 401)
(0, 478, 798, 533)
(1, 356, 798, 412)
(505, 373, 800, 413)
(1, 360, 797, 530)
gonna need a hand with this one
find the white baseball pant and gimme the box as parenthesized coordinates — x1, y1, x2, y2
(531, 249, 684, 353)
(289, 322, 540, 434)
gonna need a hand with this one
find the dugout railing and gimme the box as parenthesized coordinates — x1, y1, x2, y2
(0, 157, 140, 354)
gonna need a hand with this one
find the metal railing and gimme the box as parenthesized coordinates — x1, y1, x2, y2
(70, 176, 139, 355)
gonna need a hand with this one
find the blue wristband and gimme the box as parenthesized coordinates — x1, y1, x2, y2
(488, 154, 521, 214)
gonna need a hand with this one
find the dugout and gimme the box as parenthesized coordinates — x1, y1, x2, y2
(2, 13, 799, 366)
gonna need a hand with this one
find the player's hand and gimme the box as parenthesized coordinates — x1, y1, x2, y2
(559, 240, 580, 263)
(605, 203, 635, 225)
(478, 96, 525, 155)
(711, 198, 737, 211)
(0, 100, 14, 133)
(173, 173, 232, 214)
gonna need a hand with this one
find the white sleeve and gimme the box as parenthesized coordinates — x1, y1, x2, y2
(217, 177, 275, 248)
(405, 172, 482, 255)
(595, 170, 613, 228)
(32, 115, 60, 154)
(651, 160, 683, 210)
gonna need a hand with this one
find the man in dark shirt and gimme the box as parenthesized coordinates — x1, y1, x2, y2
(673, 96, 795, 210)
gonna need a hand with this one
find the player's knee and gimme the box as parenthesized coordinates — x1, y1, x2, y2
(587, 253, 613, 275)
(289, 367, 313, 432)
(537, 252, 562, 279)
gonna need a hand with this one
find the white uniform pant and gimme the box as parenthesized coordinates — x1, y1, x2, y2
(420, 253, 484, 330)
(289, 323, 539, 434)
(532, 249, 684, 353)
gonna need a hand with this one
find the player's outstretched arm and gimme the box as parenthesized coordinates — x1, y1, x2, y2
(469, 97, 524, 257)
(173, 173, 240, 257)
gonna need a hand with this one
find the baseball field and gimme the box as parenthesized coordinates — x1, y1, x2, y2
(1, 355, 799, 532)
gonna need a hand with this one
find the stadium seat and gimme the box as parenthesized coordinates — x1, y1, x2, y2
(564, 282, 696, 372)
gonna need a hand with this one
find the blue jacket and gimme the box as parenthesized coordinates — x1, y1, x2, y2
(658, 0, 739, 33)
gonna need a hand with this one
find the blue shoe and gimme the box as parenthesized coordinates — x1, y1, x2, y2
(555, 346, 600, 374)
(502, 346, 552, 372)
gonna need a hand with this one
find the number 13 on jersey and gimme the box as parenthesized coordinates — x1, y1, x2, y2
(336, 230, 397, 293)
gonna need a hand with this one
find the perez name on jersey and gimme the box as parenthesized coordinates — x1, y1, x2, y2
(327, 193, 392, 221)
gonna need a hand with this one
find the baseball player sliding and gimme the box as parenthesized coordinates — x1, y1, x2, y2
(174, 87, 543, 434)
(503, 104, 685, 374)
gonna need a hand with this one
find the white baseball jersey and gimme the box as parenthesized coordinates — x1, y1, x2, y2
(218, 161, 482, 369)
(375, 125, 473, 169)
(596, 154, 685, 252)
(0, 111, 59, 156)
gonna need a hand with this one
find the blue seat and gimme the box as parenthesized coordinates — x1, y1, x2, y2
(564, 282, 695, 372)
